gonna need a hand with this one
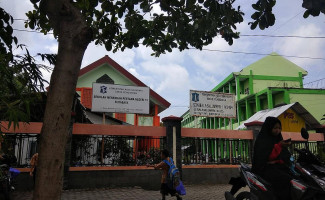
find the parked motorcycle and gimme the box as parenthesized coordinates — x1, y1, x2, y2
(0, 164, 12, 200)
(225, 128, 325, 200)
(0, 154, 19, 200)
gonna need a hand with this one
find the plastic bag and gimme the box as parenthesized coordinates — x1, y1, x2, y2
(176, 180, 186, 195)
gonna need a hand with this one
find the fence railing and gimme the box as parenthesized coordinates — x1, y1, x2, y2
(2, 134, 166, 167)
(1, 122, 324, 168)
(2, 134, 38, 167)
(290, 141, 325, 162)
(70, 135, 165, 166)
(182, 138, 252, 165)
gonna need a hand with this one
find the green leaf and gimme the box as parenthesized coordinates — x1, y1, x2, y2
(303, 9, 310, 17)
(268, 14, 275, 26)
(250, 21, 258, 30)
(252, 4, 260, 11)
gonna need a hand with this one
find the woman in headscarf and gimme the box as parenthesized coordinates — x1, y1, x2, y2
(252, 116, 293, 200)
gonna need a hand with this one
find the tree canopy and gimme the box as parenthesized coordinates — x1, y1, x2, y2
(25, 0, 325, 56)
(27, 0, 245, 56)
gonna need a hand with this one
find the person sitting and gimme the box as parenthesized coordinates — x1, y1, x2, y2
(252, 117, 293, 200)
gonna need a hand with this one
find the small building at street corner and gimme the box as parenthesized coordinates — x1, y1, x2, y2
(237, 102, 321, 132)
(76, 55, 170, 126)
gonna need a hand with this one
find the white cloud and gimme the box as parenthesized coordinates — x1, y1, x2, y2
(141, 62, 190, 93)
(188, 35, 251, 77)
(135, 45, 185, 65)
(273, 24, 325, 69)
(82, 42, 136, 68)
(127, 67, 154, 87)
(45, 44, 58, 54)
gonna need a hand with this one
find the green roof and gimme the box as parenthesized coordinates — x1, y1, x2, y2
(239, 52, 308, 77)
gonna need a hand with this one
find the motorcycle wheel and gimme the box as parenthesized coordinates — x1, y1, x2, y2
(2, 181, 11, 200)
(236, 191, 251, 200)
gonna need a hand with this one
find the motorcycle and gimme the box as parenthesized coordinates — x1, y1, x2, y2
(0, 154, 19, 200)
(225, 128, 325, 200)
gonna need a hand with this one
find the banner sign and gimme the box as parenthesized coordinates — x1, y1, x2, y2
(91, 83, 150, 114)
(189, 90, 236, 118)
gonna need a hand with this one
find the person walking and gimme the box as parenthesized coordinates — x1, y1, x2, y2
(147, 149, 182, 200)
(30, 153, 38, 187)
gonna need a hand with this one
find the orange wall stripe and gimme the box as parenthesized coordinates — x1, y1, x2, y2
(72, 123, 166, 136)
(282, 132, 324, 141)
(1, 121, 324, 142)
(0, 122, 42, 134)
(182, 128, 254, 139)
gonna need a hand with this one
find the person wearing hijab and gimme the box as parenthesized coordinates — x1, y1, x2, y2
(252, 117, 293, 200)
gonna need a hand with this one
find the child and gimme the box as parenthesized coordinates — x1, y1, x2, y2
(30, 153, 38, 187)
(147, 149, 182, 200)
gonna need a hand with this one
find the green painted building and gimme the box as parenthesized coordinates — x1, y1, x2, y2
(181, 52, 325, 130)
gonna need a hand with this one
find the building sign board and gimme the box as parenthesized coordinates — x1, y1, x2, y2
(92, 83, 150, 114)
(189, 90, 236, 118)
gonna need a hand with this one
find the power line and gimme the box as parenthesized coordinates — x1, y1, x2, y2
(13, 28, 54, 34)
(272, 11, 304, 33)
(240, 34, 325, 39)
(188, 48, 325, 60)
(13, 28, 325, 60)
(13, 27, 325, 39)
(304, 77, 325, 85)
(13, 18, 325, 39)
(13, 18, 27, 21)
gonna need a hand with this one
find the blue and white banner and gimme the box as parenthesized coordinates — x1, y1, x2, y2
(189, 90, 236, 118)
(92, 83, 150, 114)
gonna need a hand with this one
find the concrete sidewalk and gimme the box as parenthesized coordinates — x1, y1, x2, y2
(12, 184, 248, 200)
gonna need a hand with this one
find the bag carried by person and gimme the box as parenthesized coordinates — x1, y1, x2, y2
(163, 158, 186, 195)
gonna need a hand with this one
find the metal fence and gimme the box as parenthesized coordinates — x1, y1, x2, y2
(3, 134, 325, 167)
(1, 134, 38, 167)
(182, 137, 252, 165)
(2, 134, 166, 167)
(70, 135, 166, 166)
(290, 141, 325, 162)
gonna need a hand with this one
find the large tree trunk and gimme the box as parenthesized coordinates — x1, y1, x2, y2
(33, 1, 92, 199)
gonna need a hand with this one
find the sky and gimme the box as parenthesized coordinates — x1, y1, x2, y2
(2, 0, 325, 119)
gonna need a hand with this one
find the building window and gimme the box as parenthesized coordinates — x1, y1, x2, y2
(244, 88, 249, 95)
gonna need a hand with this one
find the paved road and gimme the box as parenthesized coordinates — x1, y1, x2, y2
(12, 184, 248, 200)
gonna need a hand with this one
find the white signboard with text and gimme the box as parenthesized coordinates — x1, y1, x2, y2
(91, 83, 150, 114)
(189, 90, 236, 118)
